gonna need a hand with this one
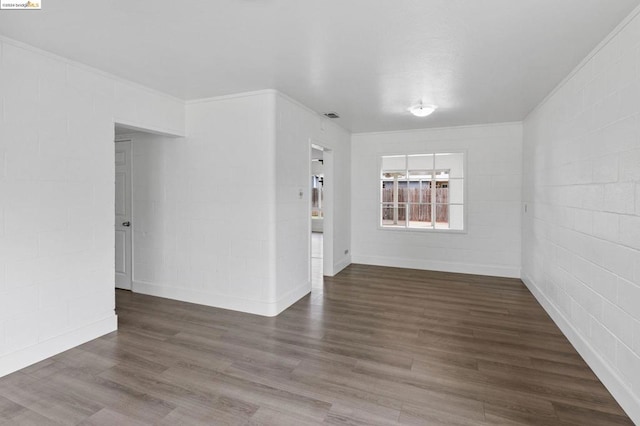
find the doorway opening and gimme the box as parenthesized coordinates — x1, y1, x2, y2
(310, 142, 334, 290)
(311, 145, 324, 288)
(114, 122, 183, 301)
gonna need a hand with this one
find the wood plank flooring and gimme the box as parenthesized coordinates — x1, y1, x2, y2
(0, 264, 634, 425)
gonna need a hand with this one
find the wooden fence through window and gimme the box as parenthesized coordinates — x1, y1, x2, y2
(382, 187, 449, 223)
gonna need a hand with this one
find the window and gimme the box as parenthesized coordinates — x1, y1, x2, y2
(311, 174, 323, 218)
(380, 153, 464, 230)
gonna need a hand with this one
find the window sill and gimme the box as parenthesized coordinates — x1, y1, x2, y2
(377, 225, 467, 234)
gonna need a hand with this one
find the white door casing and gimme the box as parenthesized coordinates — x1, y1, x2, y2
(115, 140, 132, 290)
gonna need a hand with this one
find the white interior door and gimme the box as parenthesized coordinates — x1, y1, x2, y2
(115, 140, 132, 290)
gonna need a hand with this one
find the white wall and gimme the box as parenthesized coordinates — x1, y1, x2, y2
(275, 93, 351, 298)
(0, 36, 185, 377)
(131, 91, 279, 315)
(351, 123, 522, 278)
(131, 91, 351, 315)
(522, 9, 640, 422)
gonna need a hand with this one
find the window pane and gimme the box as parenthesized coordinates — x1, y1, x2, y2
(381, 155, 406, 172)
(408, 181, 421, 202)
(398, 203, 407, 223)
(435, 182, 448, 205)
(408, 203, 432, 228)
(381, 181, 394, 202)
(381, 171, 407, 179)
(434, 204, 464, 230)
(397, 181, 408, 202)
(435, 153, 464, 178)
(381, 203, 394, 225)
(449, 204, 464, 230)
(434, 204, 449, 228)
(408, 170, 431, 180)
(408, 154, 433, 170)
(381, 203, 407, 227)
(381, 180, 409, 202)
(412, 180, 432, 203)
(448, 178, 464, 204)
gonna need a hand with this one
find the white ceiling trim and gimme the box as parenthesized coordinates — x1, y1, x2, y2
(186, 89, 278, 105)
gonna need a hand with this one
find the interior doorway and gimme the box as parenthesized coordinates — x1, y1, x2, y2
(113, 122, 183, 296)
(310, 142, 334, 289)
(311, 146, 324, 288)
(114, 139, 132, 290)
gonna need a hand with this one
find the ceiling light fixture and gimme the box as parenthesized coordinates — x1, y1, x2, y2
(408, 103, 437, 117)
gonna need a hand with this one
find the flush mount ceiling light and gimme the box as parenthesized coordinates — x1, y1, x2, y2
(408, 103, 438, 117)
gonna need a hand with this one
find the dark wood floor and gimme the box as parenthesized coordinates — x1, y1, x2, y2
(0, 264, 634, 425)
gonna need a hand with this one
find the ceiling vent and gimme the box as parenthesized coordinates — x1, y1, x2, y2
(323, 112, 340, 119)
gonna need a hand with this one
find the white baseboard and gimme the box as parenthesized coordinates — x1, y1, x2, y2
(351, 254, 521, 278)
(521, 273, 640, 424)
(332, 255, 352, 276)
(0, 314, 117, 378)
(273, 281, 311, 316)
(133, 280, 310, 317)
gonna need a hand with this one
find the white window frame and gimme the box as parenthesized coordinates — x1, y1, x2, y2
(378, 151, 467, 233)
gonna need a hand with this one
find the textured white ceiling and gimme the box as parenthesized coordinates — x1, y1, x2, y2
(1, 0, 639, 132)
